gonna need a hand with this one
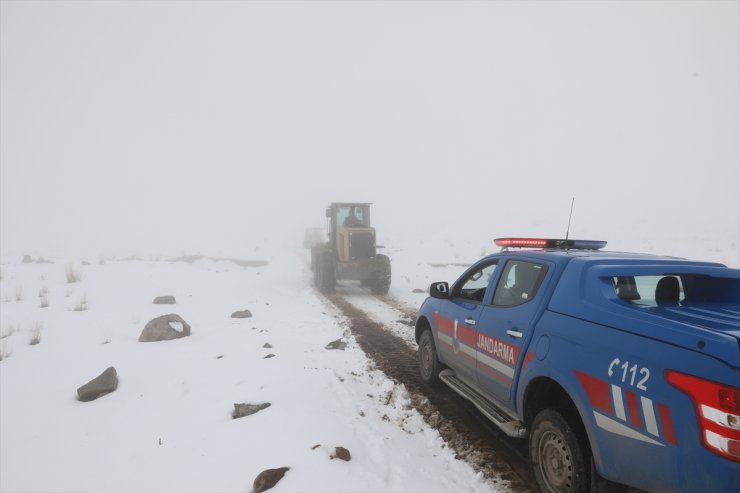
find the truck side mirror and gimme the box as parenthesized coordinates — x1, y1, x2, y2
(429, 282, 450, 299)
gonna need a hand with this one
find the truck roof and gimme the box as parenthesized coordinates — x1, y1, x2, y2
(490, 238, 729, 268)
(489, 248, 728, 268)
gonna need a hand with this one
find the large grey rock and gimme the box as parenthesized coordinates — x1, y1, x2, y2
(77, 367, 118, 402)
(231, 309, 253, 318)
(139, 314, 191, 342)
(233, 402, 271, 419)
(153, 295, 176, 304)
(253, 467, 289, 493)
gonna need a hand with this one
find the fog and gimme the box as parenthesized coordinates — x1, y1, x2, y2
(1, 1, 738, 263)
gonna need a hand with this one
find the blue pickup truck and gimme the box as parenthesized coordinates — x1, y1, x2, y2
(415, 238, 739, 493)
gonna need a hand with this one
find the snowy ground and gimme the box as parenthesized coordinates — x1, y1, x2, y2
(1, 236, 737, 493)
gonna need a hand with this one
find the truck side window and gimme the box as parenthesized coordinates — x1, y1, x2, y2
(492, 260, 547, 307)
(611, 275, 685, 306)
(452, 262, 498, 303)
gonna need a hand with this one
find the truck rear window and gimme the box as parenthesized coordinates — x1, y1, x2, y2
(612, 275, 740, 306)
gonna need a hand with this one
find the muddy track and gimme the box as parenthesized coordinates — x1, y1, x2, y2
(326, 293, 538, 493)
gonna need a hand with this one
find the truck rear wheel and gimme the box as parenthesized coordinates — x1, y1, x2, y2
(529, 409, 589, 493)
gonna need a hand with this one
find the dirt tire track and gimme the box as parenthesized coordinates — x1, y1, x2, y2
(327, 294, 537, 493)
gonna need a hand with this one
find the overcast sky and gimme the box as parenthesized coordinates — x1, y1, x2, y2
(1, 1, 738, 260)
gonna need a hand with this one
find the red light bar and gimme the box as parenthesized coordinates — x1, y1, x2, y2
(495, 238, 548, 248)
(494, 238, 607, 250)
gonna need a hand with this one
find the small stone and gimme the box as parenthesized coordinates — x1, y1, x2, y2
(253, 467, 289, 493)
(231, 309, 253, 318)
(263, 342, 272, 348)
(153, 296, 176, 304)
(331, 446, 351, 461)
(217, 355, 224, 359)
(311, 444, 321, 450)
(412, 288, 425, 293)
(263, 354, 275, 359)
(233, 402, 271, 419)
(325, 339, 347, 351)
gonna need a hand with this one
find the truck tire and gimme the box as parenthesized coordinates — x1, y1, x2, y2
(370, 254, 391, 295)
(418, 329, 442, 387)
(529, 409, 590, 493)
(317, 252, 335, 293)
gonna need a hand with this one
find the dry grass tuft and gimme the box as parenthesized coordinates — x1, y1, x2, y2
(65, 263, 81, 283)
(0, 339, 11, 361)
(15, 286, 23, 302)
(0, 324, 15, 339)
(29, 322, 42, 345)
(73, 293, 88, 311)
(40, 294, 49, 308)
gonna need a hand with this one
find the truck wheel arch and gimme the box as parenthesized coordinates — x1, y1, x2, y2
(415, 316, 432, 342)
(523, 377, 575, 424)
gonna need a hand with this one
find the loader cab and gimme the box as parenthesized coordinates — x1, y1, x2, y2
(326, 203, 373, 260)
(327, 204, 371, 233)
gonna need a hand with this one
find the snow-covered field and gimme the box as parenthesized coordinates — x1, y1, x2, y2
(1, 236, 737, 493)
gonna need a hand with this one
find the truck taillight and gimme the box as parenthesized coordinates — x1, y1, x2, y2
(666, 370, 740, 462)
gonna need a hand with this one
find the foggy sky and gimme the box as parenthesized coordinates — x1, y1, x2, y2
(1, 1, 738, 261)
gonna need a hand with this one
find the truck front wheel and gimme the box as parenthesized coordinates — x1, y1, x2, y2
(529, 409, 589, 493)
(418, 329, 442, 387)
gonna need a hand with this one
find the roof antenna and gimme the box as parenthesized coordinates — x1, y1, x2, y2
(565, 197, 575, 242)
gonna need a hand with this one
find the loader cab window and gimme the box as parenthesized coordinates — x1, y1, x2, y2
(336, 205, 370, 228)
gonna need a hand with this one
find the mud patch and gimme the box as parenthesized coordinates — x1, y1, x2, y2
(326, 294, 536, 493)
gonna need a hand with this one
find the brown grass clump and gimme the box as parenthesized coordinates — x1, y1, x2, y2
(29, 322, 42, 345)
(73, 293, 88, 311)
(65, 263, 81, 283)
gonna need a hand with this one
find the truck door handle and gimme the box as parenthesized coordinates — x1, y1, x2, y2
(464, 318, 476, 326)
(506, 330, 523, 339)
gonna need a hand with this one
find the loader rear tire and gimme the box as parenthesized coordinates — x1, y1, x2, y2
(317, 252, 336, 294)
